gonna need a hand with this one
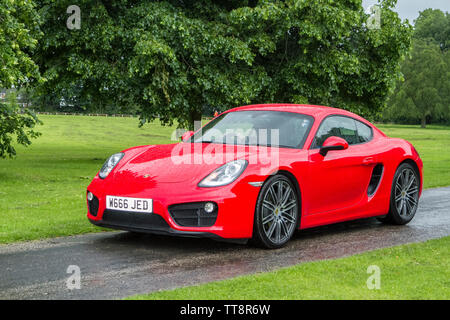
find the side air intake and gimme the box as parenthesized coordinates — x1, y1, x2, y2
(367, 164, 384, 196)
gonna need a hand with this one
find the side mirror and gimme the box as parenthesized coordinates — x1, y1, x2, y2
(181, 130, 195, 142)
(319, 136, 349, 156)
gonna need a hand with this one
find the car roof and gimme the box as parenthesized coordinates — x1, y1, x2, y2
(227, 104, 362, 119)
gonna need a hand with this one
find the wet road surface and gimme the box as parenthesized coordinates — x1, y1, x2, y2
(0, 187, 449, 299)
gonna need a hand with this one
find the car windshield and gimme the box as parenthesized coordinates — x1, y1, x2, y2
(191, 110, 314, 148)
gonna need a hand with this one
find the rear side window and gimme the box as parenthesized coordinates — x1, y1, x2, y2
(355, 120, 373, 143)
(312, 116, 358, 148)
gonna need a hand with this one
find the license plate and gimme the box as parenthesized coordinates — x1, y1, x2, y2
(106, 196, 153, 213)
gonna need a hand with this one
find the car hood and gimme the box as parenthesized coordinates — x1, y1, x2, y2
(113, 143, 252, 184)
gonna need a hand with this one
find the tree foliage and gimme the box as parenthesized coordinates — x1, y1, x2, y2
(34, 0, 411, 129)
(0, 0, 41, 158)
(384, 9, 450, 127)
(414, 9, 450, 51)
(385, 41, 450, 127)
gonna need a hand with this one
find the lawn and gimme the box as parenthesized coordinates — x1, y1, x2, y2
(0, 115, 175, 243)
(0, 116, 449, 243)
(129, 236, 450, 300)
(377, 124, 450, 189)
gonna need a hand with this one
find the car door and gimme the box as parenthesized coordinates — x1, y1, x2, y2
(306, 116, 375, 215)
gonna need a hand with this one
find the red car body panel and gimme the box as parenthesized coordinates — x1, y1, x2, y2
(87, 104, 423, 239)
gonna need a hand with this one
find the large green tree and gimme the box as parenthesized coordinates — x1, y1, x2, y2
(414, 8, 449, 51)
(383, 9, 450, 127)
(385, 41, 450, 127)
(0, 0, 41, 158)
(34, 0, 411, 129)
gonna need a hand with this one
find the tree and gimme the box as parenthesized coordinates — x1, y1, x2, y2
(385, 41, 450, 127)
(383, 9, 450, 127)
(0, 0, 42, 158)
(34, 0, 411, 129)
(414, 9, 450, 51)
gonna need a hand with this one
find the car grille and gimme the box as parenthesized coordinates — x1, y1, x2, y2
(88, 194, 99, 217)
(102, 210, 170, 231)
(168, 202, 218, 227)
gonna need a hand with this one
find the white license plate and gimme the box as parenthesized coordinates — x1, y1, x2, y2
(106, 196, 153, 213)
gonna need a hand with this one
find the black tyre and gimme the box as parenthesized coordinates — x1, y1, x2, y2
(379, 163, 420, 225)
(252, 175, 299, 249)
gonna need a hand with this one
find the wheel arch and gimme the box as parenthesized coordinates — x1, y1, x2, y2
(398, 158, 422, 190)
(381, 158, 421, 225)
(250, 169, 303, 247)
(271, 169, 303, 229)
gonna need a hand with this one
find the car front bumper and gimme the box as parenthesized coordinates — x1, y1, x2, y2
(86, 175, 261, 240)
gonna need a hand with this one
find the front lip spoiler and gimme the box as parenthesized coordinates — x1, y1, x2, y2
(88, 218, 248, 245)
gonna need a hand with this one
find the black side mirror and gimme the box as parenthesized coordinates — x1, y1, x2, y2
(319, 136, 349, 156)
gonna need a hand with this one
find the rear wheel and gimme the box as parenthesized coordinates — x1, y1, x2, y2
(252, 175, 299, 249)
(379, 163, 420, 225)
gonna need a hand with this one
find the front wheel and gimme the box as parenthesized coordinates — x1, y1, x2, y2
(379, 163, 420, 225)
(252, 175, 299, 249)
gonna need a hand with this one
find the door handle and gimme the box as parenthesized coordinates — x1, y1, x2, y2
(362, 157, 375, 165)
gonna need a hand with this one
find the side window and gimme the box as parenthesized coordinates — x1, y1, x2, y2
(313, 116, 358, 148)
(355, 120, 373, 143)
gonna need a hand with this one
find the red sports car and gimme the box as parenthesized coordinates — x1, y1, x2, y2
(87, 104, 423, 248)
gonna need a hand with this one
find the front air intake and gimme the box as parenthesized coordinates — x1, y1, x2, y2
(87, 194, 100, 216)
(168, 202, 218, 227)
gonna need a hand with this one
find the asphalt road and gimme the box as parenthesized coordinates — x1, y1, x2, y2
(0, 187, 449, 300)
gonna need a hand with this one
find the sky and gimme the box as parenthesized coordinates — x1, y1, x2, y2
(362, 0, 450, 23)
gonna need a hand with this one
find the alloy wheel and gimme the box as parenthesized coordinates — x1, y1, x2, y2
(394, 167, 419, 217)
(261, 180, 297, 245)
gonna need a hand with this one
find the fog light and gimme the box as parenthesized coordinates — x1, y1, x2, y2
(204, 202, 215, 213)
(87, 192, 94, 201)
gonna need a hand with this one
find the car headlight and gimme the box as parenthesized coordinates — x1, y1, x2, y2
(198, 160, 248, 187)
(99, 153, 124, 179)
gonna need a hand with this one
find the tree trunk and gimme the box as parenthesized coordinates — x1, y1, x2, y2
(188, 109, 202, 131)
(421, 115, 426, 128)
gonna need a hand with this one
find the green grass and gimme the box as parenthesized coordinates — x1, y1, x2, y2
(377, 124, 450, 189)
(0, 117, 449, 244)
(0, 115, 175, 243)
(129, 236, 450, 300)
